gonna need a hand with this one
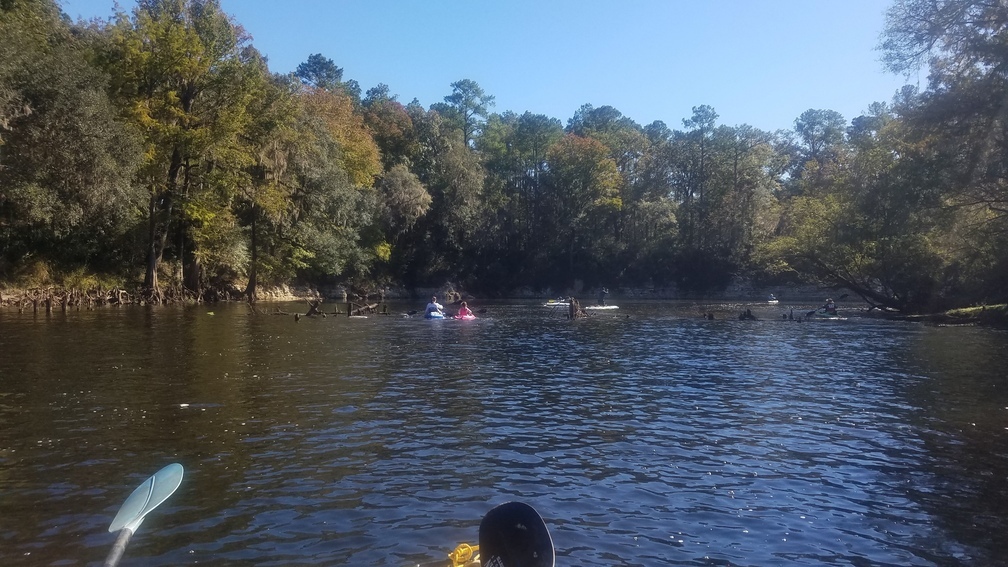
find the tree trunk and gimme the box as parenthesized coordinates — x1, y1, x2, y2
(183, 253, 202, 297)
(244, 205, 259, 303)
(143, 149, 183, 301)
(143, 191, 161, 293)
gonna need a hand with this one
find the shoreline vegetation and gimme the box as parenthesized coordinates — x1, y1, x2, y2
(894, 304, 1008, 328)
(3, 283, 1005, 328)
(2, 1, 1007, 316)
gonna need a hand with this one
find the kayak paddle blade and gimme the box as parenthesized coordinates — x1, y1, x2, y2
(108, 463, 184, 533)
(479, 501, 554, 567)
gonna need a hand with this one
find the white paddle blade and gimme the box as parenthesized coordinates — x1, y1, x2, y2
(108, 463, 184, 533)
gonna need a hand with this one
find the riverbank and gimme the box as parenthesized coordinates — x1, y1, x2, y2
(4, 282, 1005, 329)
(0, 283, 336, 307)
(0, 281, 839, 308)
(895, 304, 1008, 328)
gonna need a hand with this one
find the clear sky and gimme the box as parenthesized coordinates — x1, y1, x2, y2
(60, 0, 918, 133)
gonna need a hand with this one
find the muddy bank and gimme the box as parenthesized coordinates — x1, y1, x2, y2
(0, 280, 845, 307)
(883, 305, 1008, 328)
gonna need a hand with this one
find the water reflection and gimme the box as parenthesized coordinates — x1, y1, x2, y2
(901, 326, 1008, 564)
(0, 302, 1006, 565)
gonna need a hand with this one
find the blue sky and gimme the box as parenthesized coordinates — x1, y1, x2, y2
(61, 0, 918, 133)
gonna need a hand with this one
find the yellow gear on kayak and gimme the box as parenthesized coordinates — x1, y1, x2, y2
(448, 542, 479, 567)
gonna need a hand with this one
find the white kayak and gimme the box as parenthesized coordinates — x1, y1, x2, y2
(543, 301, 619, 310)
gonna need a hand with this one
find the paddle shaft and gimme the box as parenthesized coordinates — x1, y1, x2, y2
(103, 528, 134, 567)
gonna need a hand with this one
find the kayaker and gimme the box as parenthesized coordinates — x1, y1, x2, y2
(823, 298, 837, 315)
(457, 301, 473, 318)
(425, 296, 443, 317)
(597, 287, 609, 306)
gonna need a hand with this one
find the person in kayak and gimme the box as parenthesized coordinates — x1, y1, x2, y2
(425, 296, 443, 317)
(457, 301, 473, 318)
(823, 298, 837, 315)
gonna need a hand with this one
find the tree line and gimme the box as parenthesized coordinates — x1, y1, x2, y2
(1, 0, 1005, 313)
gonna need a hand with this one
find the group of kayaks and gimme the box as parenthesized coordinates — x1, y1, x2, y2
(419, 297, 624, 319)
(425, 311, 476, 320)
(420, 296, 476, 319)
(420, 296, 850, 321)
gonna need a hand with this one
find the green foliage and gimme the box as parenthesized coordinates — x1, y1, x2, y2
(432, 138, 485, 249)
(94, 0, 260, 294)
(301, 86, 381, 187)
(374, 241, 391, 263)
(4, 0, 1007, 312)
(274, 112, 378, 282)
(0, 0, 144, 275)
(872, 0, 1008, 307)
(440, 78, 494, 147)
(378, 164, 431, 237)
(943, 304, 1008, 328)
(539, 133, 622, 284)
(793, 109, 846, 175)
(296, 53, 343, 90)
(1, 0, 66, 144)
(363, 86, 417, 170)
(59, 267, 130, 290)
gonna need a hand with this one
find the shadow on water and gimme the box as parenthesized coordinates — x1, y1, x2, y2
(898, 326, 1008, 565)
(0, 301, 1006, 565)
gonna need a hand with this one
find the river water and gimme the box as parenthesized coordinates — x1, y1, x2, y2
(0, 300, 1006, 566)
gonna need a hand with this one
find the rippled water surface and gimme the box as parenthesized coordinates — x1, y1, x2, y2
(1, 300, 1007, 566)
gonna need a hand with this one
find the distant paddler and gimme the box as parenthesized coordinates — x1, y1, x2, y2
(425, 295, 445, 319)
